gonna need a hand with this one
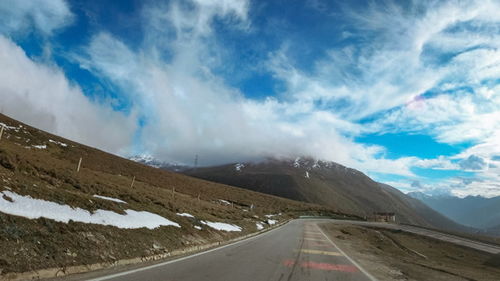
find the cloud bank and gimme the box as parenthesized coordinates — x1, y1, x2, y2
(0, 0, 499, 197)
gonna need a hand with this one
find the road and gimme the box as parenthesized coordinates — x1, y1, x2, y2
(82, 220, 376, 281)
(328, 220, 500, 255)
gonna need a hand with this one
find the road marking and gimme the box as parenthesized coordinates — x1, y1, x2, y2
(283, 260, 358, 272)
(303, 237, 327, 241)
(296, 249, 343, 256)
(316, 225, 378, 281)
(306, 240, 332, 246)
(303, 231, 322, 235)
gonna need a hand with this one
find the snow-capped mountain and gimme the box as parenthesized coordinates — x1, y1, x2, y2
(129, 154, 190, 172)
(183, 156, 470, 233)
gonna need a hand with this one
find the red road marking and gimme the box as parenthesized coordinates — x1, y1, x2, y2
(282, 259, 358, 273)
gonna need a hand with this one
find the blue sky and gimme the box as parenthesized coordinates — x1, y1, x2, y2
(0, 0, 499, 197)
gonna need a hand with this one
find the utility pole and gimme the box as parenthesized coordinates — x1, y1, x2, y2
(0, 124, 4, 141)
(76, 157, 82, 172)
(172, 187, 175, 199)
(194, 154, 198, 169)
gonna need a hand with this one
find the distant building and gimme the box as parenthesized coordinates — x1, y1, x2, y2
(373, 212, 396, 223)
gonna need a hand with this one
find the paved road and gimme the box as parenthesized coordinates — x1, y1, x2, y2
(328, 220, 500, 254)
(85, 220, 376, 281)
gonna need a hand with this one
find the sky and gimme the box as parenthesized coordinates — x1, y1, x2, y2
(0, 0, 499, 198)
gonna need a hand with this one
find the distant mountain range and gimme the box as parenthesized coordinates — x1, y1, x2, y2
(407, 191, 500, 234)
(129, 154, 189, 172)
(179, 157, 471, 233)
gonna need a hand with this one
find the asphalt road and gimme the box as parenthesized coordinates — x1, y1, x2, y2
(85, 219, 376, 281)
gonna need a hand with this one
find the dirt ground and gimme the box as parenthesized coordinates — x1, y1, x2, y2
(320, 223, 500, 281)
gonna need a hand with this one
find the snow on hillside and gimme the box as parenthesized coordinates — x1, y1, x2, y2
(235, 163, 245, 172)
(129, 154, 164, 168)
(201, 220, 242, 232)
(49, 139, 68, 147)
(176, 212, 195, 218)
(218, 199, 231, 205)
(32, 144, 47, 149)
(267, 219, 277, 225)
(93, 194, 127, 204)
(129, 154, 189, 171)
(288, 157, 360, 175)
(293, 157, 301, 168)
(0, 191, 179, 229)
(0, 122, 19, 131)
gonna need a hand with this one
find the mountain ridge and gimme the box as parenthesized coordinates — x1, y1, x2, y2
(407, 192, 500, 231)
(183, 157, 472, 233)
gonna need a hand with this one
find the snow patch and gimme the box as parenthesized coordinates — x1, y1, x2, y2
(267, 219, 277, 225)
(194, 225, 202, 230)
(293, 157, 301, 168)
(305, 171, 310, 178)
(218, 199, 231, 205)
(93, 195, 127, 204)
(0, 191, 179, 229)
(256, 222, 264, 230)
(32, 145, 46, 149)
(49, 139, 68, 147)
(265, 214, 279, 218)
(201, 220, 241, 232)
(176, 212, 195, 218)
(0, 123, 18, 130)
(235, 163, 245, 172)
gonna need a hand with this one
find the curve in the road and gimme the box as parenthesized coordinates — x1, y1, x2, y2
(85, 219, 377, 281)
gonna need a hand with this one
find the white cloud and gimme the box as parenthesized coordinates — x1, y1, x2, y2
(68, 1, 415, 177)
(0, 0, 73, 36)
(414, 156, 459, 170)
(0, 35, 136, 154)
(2, 0, 500, 197)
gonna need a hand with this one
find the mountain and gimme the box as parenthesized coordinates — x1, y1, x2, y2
(487, 224, 500, 236)
(184, 157, 470, 232)
(407, 192, 500, 229)
(0, 113, 335, 275)
(129, 154, 189, 172)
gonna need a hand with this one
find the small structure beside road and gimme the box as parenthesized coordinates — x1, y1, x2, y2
(372, 212, 396, 223)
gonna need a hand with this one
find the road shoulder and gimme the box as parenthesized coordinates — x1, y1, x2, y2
(318, 222, 500, 281)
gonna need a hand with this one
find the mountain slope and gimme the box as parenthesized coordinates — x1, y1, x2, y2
(0, 113, 335, 276)
(407, 192, 500, 229)
(185, 158, 470, 232)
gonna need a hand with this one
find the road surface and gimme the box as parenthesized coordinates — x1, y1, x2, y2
(82, 219, 376, 281)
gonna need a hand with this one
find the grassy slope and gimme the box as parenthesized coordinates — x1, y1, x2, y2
(0, 113, 337, 275)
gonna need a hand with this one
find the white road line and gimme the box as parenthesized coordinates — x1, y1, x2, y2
(316, 224, 379, 281)
(87, 221, 290, 281)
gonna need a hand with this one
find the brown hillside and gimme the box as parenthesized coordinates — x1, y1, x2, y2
(184, 158, 471, 233)
(0, 113, 337, 275)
